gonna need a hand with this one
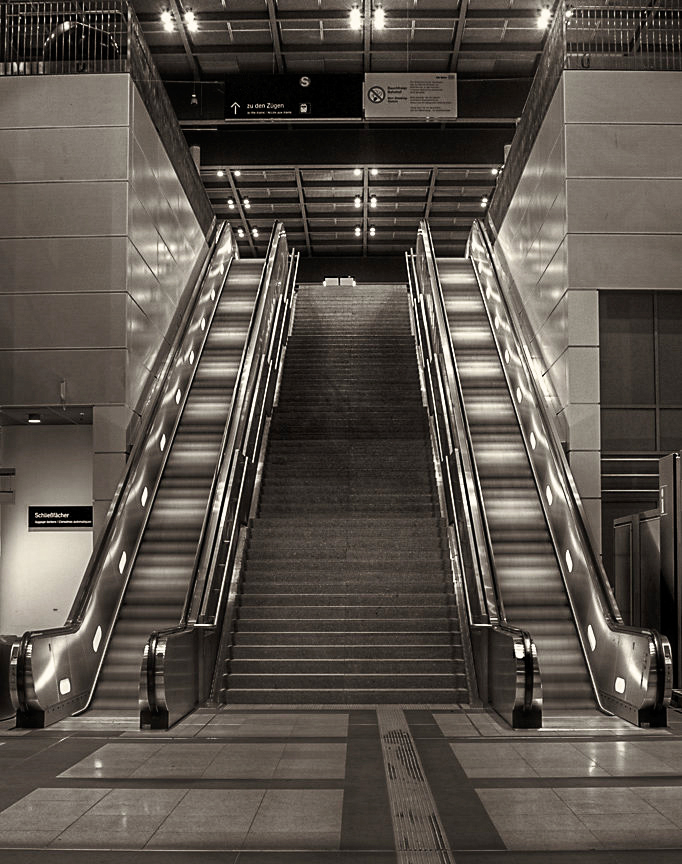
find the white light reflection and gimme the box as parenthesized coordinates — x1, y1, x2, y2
(565, 549, 573, 572)
(587, 624, 596, 651)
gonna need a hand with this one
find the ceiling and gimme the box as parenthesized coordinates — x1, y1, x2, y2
(131, 0, 550, 257)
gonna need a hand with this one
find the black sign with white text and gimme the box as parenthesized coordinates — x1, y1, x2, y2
(28, 506, 93, 530)
(224, 74, 363, 120)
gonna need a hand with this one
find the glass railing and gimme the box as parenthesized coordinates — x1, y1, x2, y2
(9, 224, 238, 728)
(468, 218, 672, 726)
(139, 224, 298, 729)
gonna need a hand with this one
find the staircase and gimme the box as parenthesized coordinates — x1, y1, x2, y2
(222, 284, 469, 704)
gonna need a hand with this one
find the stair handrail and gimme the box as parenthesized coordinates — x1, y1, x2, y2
(409, 222, 541, 727)
(139, 224, 299, 728)
(468, 218, 672, 725)
(8, 221, 242, 727)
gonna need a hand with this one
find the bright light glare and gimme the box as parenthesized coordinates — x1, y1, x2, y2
(161, 10, 173, 31)
(354, 226, 361, 236)
(354, 167, 362, 176)
(369, 226, 376, 237)
(350, 5, 362, 30)
(373, 6, 385, 29)
(370, 196, 377, 208)
(185, 10, 198, 32)
(354, 196, 362, 208)
(538, 7, 551, 28)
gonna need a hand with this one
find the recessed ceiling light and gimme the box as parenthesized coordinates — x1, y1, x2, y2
(28, 413, 41, 424)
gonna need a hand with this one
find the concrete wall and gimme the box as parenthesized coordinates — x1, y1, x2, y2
(493, 70, 682, 553)
(0, 74, 208, 533)
(0, 426, 93, 634)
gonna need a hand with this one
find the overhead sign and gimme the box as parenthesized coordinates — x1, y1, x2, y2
(28, 506, 93, 531)
(224, 74, 363, 120)
(363, 73, 457, 120)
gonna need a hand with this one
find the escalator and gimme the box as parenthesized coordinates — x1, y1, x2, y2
(438, 258, 593, 709)
(7, 224, 296, 727)
(410, 219, 671, 727)
(90, 260, 262, 710)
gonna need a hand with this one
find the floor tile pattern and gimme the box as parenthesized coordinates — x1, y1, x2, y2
(0, 705, 681, 861)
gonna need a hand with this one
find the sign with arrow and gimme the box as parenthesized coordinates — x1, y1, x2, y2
(224, 74, 363, 120)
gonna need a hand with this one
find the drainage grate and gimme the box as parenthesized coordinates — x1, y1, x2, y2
(377, 708, 456, 864)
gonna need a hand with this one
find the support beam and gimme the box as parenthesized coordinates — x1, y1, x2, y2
(362, 166, 369, 256)
(265, 0, 285, 73)
(449, 0, 470, 73)
(363, 0, 372, 73)
(294, 168, 312, 256)
(167, 0, 202, 81)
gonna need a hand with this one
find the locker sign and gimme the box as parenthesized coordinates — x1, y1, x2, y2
(28, 506, 93, 530)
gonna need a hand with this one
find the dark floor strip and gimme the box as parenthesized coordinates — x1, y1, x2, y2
(340, 710, 394, 852)
(405, 709, 505, 851)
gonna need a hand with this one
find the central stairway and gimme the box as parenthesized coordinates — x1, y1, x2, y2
(222, 284, 469, 703)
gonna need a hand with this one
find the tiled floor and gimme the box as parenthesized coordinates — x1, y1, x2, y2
(0, 704, 681, 862)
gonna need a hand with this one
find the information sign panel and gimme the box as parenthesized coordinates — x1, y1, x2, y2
(363, 73, 457, 120)
(28, 506, 93, 530)
(224, 74, 363, 119)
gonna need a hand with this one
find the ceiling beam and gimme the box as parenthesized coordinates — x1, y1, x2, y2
(186, 126, 514, 168)
(363, 0, 371, 73)
(151, 42, 543, 58)
(204, 177, 495, 190)
(449, 0, 469, 73)
(138, 9, 546, 24)
(294, 168, 312, 256)
(264, 0, 285, 73)
(167, 0, 202, 81)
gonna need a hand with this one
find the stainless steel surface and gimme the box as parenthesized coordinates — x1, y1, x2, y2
(407, 229, 541, 729)
(438, 255, 593, 710)
(140, 225, 297, 729)
(90, 258, 262, 711)
(8, 224, 253, 726)
(465, 219, 672, 725)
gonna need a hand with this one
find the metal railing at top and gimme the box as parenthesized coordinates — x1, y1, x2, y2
(1, 1, 128, 75)
(489, 0, 681, 233)
(0, 0, 213, 235)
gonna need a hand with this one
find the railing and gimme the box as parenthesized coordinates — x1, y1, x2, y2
(9, 224, 238, 728)
(140, 224, 298, 729)
(407, 223, 542, 729)
(468, 218, 673, 726)
(0, 0, 213, 235)
(489, 0, 682, 233)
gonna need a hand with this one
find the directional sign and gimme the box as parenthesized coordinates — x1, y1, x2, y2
(224, 74, 363, 120)
(363, 73, 457, 120)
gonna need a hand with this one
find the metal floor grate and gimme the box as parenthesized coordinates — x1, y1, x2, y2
(377, 707, 456, 864)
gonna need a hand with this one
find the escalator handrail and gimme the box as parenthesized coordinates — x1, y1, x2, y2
(469, 218, 672, 714)
(470, 219, 633, 626)
(408, 229, 541, 724)
(68, 217, 221, 625)
(9, 221, 237, 718)
(415, 221, 506, 624)
(197, 245, 299, 626)
(181, 221, 288, 626)
(141, 237, 298, 726)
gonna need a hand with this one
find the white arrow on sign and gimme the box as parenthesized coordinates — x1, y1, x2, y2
(231, 102, 240, 114)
